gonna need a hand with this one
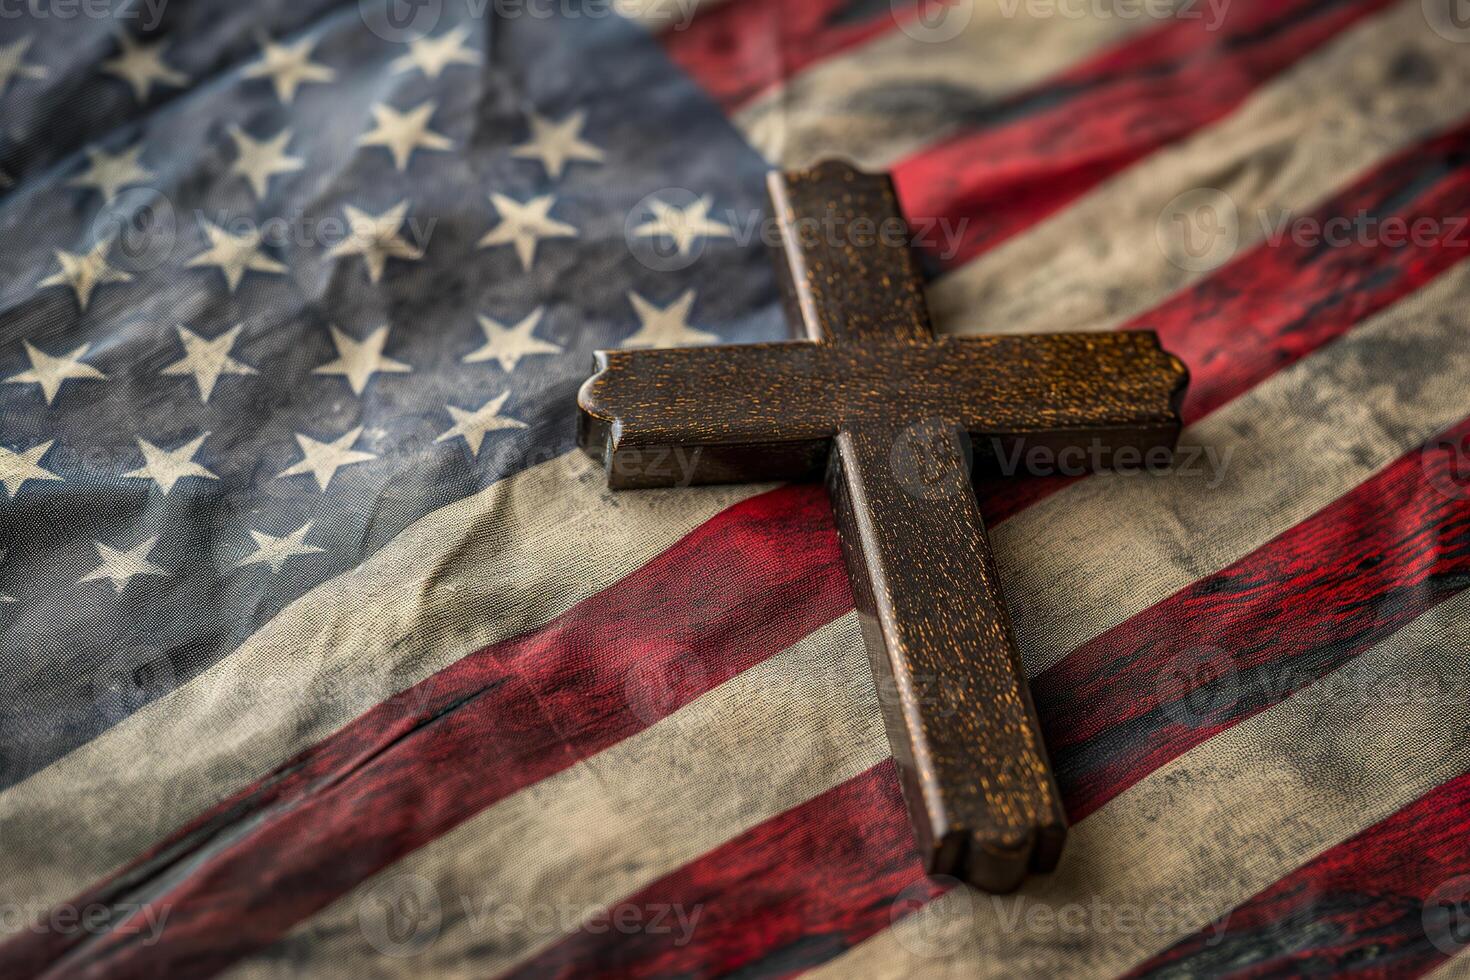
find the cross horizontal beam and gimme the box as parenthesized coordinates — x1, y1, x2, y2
(580, 333, 1186, 489)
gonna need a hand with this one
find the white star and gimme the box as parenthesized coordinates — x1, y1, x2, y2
(312, 324, 411, 395)
(327, 202, 424, 283)
(228, 125, 303, 200)
(464, 308, 562, 372)
(102, 32, 187, 101)
(0, 37, 48, 97)
(160, 324, 257, 403)
(79, 537, 169, 593)
(435, 392, 527, 455)
(235, 524, 325, 574)
(391, 26, 480, 79)
(67, 143, 154, 203)
(38, 239, 133, 311)
(123, 433, 218, 494)
(478, 193, 577, 270)
(4, 341, 106, 405)
(512, 110, 604, 179)
(277, 425, 378, 492)
(186, 219, 286, 292)
(624, 289, 718, 348)
(357, 101, 453, 172)
(634, 196, 734, 256)
(243, 36, 335, 104)
(0, 440, 62, 497)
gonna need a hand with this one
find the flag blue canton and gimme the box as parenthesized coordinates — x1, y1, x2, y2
(0, 0, 782, 784)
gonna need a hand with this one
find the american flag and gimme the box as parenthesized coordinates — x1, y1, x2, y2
(1, 0, 1469, 974)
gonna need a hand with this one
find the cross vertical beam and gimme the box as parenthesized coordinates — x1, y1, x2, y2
(769, 164, 1063, 889)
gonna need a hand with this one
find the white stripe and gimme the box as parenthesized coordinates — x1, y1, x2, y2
(1429, 950, 1470, 979)
(235, 273, 1470, 973)
(810, 588, 1470, 978)
(929, 0, 1470, 336)
(0, 452, 766, 928)
(223, 613, 881, 978)
(732, 0, 1175, 168)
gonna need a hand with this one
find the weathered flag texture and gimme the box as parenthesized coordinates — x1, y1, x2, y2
(1, 0, 1469, 976)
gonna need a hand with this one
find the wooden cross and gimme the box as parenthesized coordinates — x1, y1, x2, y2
(578, 161, 1189, 892)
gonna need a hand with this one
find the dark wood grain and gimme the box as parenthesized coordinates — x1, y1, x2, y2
(577, 159, 1189, 892)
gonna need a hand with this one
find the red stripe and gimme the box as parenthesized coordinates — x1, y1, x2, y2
(0, 484, 853, 979)
(504, 760, 933, 980)
(1125, 769, 1470, 979)
(979, 113, 1470, 525)
(893, 0, 1395, 271)
(512, 419, 1470, 977)
(659, 0, 918, 112)
(1038, 413, 1470, 821)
